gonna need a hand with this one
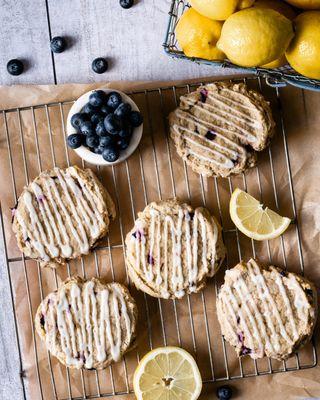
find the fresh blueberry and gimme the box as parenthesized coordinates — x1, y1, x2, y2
(50, 36, 66, 53)
(216, 385, 233, 400)
(129, 110, 143, 127)
(94, 146, 104, 155)
(114, 102, 131, 120)
(82, 102, 97, 115)
(120, 0, 134, 9)
(100, 135, 115, 147)
(7, 59, 24, 76)
(101, 104, 113, 115)
(89, 90, 107, 107)
(71, 113, 88, 130)
(80, 121, 95, 136)
(67, 133, 85, 149)
(86, 135, 99, 148)
(91, 112, 104, 126)
(104, 113, 121, 135)
(107, 92, 122, 110)
(102, 146, 119, 162)
(96, 120, 108, 136)
(91, 57, 109, 74)
(119, 124, 132, 138)
(117, 137, 130, 150)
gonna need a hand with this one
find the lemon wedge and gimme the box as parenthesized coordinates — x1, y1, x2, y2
(133, 346, 202, 400)
(229, 188, 291, 241)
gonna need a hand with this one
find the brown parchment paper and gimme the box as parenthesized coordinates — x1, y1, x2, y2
(0, 79, 319, 400)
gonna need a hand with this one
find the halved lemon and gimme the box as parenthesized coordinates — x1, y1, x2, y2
(229, 188, 291, 241)
(133, 346, 202, 400)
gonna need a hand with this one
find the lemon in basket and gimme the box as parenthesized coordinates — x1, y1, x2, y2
(176, 8, 225, 60)
(216, 8, 294, 67)
(285, 11, 320, 79)
(283, 0, 320, 9)
(190, 0, 255, 21)
(253, 0, 297, 20)
(229, 188, 291, 241)
(262, 55, 287, 69)
(133, 346, 202, 400)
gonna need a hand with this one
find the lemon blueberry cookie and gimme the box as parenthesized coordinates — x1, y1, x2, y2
(169, 82, 275, 177)
(217, 259, 317, 360)
(12, 166, 115, 268)
(125, 198, 225, 299)
(35, 276, 138, 370)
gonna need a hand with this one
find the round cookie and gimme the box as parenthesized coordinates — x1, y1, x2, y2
(217, 259, 317, 360)
(125, 198, 225, 299)
(169, 82, 275, 178)
(12, 166, 116, 268)
(35, 276, 138, 370)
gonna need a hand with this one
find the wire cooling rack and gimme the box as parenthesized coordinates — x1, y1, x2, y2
(163, 0, 320, 92)
(0, 77, 317, 400)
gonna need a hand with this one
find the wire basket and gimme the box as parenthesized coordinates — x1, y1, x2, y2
(0, 77, 317, 400)
(163, 0, 320, 92)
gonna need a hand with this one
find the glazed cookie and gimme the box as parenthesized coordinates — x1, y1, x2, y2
(125, 198, 225, 299)
(217, 259, 317, 360)
(35, 276, 138, 370)
(169, 82, 275, 177)
(12, 166, 115, 268)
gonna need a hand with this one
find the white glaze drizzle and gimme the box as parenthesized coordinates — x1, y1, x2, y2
(45, 281, 132, 368)
(220, 259, 309, 357)
(181, 95, 257, 142)
(132, 205, 218, 298)
(16, 167, 106, 262)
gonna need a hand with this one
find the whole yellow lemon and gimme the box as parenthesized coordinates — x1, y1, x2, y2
(283, 0, 320, 9)
(253, 0, 297, 19)
(176, 8, 225, 60)
(216, 8, 294, 67)
(286, 11, 320, 79)
(189, 0, 255, 21)
(262, 55, 287, 69)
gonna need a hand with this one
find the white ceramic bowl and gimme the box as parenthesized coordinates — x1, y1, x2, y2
(66, 88, 143, 166)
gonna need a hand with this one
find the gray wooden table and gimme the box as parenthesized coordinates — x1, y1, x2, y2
(0, 1, 240, 399)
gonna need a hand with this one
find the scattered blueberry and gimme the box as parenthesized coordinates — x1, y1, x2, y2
(96, 120, 108, 136)
(104, 113, 120, 134)
(91, 57, 109, 74)
(86, 135, 99, 148)
(7, 59, 24, 76)
(216, 385, 233, 400)
(89, 90, 108, 107)
(102, 146, 119, 162)
(120, 0, 134, 8)
(107, 92, 122, 110)
(50, 36, 66, 53)
(91, 112, 104, 125)
(82, 102, 97, 115)
(114, 102, 131, 119)
(117, 137, 130, 150)
(129, 110, 143, 127)
(100, 104, 113, 115)
(67, 134, 85, 149)
(100, 135, 115, 147)
(71, 113, 88, 129)
(80, 121, 95, 136)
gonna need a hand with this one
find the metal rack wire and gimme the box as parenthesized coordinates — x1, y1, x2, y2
(0, 76, 317, 400)
(163, 0, 320, 92)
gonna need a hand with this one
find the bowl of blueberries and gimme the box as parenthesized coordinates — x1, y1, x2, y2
(66, 89, 143, 165)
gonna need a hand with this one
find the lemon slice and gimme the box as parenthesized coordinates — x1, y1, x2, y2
(133, 346, 202, 400)
(229, 188, 291, 241)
